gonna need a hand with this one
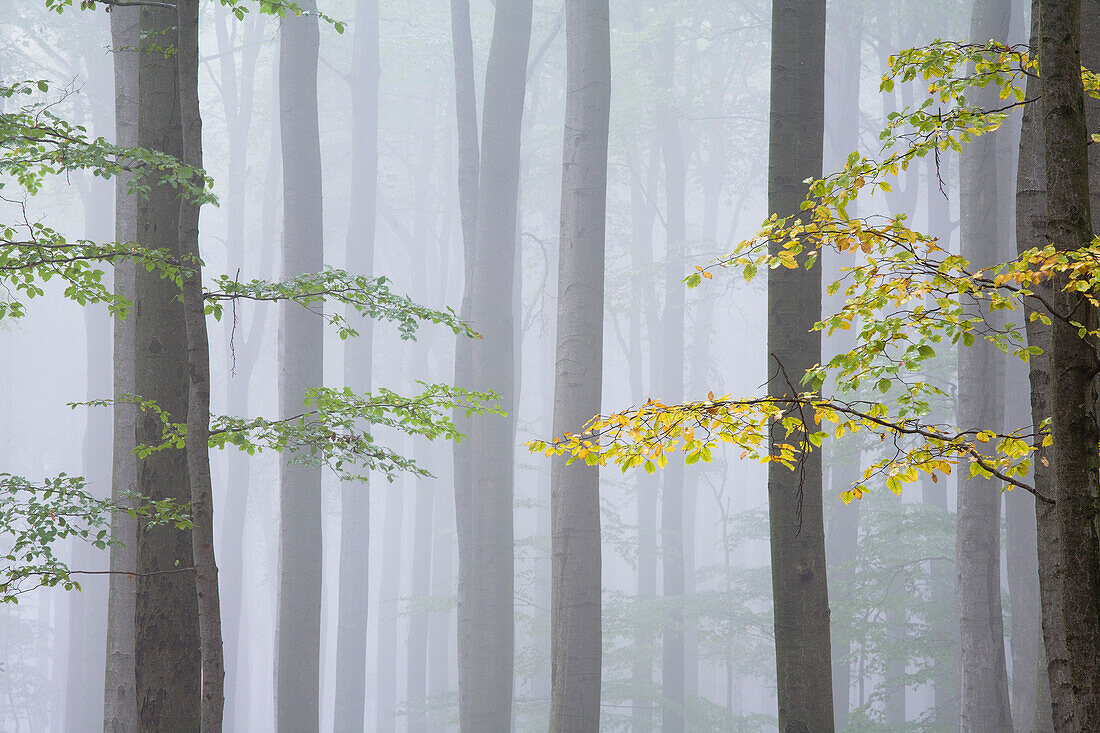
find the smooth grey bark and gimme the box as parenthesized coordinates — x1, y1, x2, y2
(406, 474, 436, 733)
(457, 1, 532, 729)
(176, 1, 224, 727)
(956, 1, 1014, 729)
(628, 137, 661, 733)
(655, 14, 687, 731)
(403, 85, 441, 733)
(547, 0, 609, 728)
(766, 1, 834, 730)
(333, 0, 379, 728)
(104, 7, 139, 731)
(276, 3, 324, 730)
(374, 481, 403, 733)
(447, 1, 479, 727)
(134, 6, 200, 729)
(1003, 7, 1041, 727)
(1040, 0, 1100, 727)
(427, 462, 455, 730)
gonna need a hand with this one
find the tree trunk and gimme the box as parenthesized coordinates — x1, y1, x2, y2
(333, 0, 380, 728)
(956, 1, 1014, 729)
(822, 3, 862, 726)
(1003, 7, 1041, 727)
(276, 3, 325, 730)
(374, 480, 404, 733)
(105, 7, 140, 731)
(176, 1, 225, 728)
(629, 135, 661, 733)
(134, 6, 200, 729)
(448, 0, 479, 727)
(655, 14, 687, 731)
(766, 1, 834, 730)
(548, 0, 610, 728)
(459, 0, 533, 729)
(67, 55, 113, 731)
(1039, 0, 1100, 727)
(211, 11, 265, 728)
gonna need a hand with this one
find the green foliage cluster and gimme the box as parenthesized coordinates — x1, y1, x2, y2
(0, 473, 190, 603)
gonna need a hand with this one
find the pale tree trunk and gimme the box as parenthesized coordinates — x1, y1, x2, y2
(1003, 4, 1041, 727)
(459, 0, 532, 729)
(177, 1, 224, 727)
(67, 53, 113, 731)
(766, 1, 834, 730)
(404, 84, 442, 733)
(276, 3, 324, 730)
(427, 462, 455, 729)
(548, 0, 610, 728)
(134, 6, 200, 729)
(1038, 0, 1100, 727)
(448, 1, 479, 726)
(923, 154, 961, 730)
(655, 13, 687, 731)
(104, 7, 139, 731)
(629, 137, 661, 733)
(374, 481, 404, 733)
(211, 10, 265, 728)
(822, 2, 862, 726)
(333, 0, 379, 728)
(956, 1, 1013, 730)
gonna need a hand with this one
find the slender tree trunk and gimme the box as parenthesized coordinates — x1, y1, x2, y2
(1003, 6, 1041, 726)
(68, 86, 113, 733)
(822, 3, 862, 725)
(655, 14, 687, 731)
(629, 137, 661, 733)
(1039, 0, 1100, 727)
(924, 154, 962, 730)
(407, 473, 436, 733)
(134, 6, 200, 729)
(276, 3, 324, 730)
(548, 0, 610, 728)
(211, 12, 264, 728)
(459, 1, 532, 729)
(176, 2, 224, 728)
(956, 1, 1014, 729)
(373, 479, 404, 733)
(333, 0, 380, 729)
(766, 1, 834, 730)
(448, 1, 479, 726)
(105, 8, 140, 731)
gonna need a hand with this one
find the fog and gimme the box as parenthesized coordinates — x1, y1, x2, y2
(0, 0, 1070, 731)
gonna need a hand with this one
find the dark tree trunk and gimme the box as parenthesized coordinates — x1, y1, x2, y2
(1039, 0, 1100, 728)
(766, 1, 834, 730)
(134, 6, 200, 729)
(105, 7, 140, 731)
(176, 1, 224, 727)
(276, 2, 325, 729)
(548, 0, 610, 728)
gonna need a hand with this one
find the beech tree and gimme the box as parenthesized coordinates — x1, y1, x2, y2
(548, 0, 610, 728)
